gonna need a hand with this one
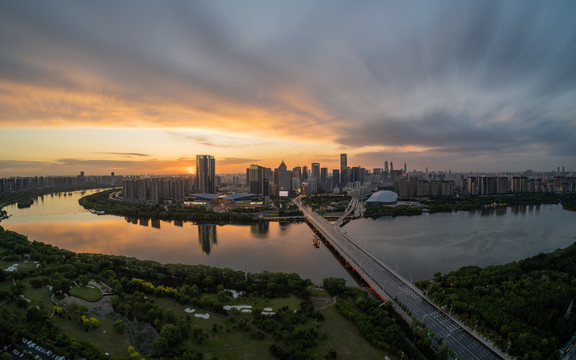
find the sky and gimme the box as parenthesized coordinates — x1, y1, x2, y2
(1, 0, 575, 176)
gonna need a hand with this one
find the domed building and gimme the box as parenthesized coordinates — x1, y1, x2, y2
(365, 190, 398, 206)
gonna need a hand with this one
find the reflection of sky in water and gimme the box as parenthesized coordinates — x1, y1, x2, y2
(345, 205, 576, 281)
(2, 190, 354, 285)
(4, 191, 576, 284)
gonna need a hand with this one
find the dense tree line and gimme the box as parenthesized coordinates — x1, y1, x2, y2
(0, 185, 110, 209)
(364, 192, 576, 219)
(364, 206, 423, 217)
(302, 195, 351, 212)
(422, 192, 576, 213)
(79, 189, 259, 223)
(416, 243, 576, 360)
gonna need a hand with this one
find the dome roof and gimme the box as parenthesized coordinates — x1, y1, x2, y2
(366, 190, 398, 204)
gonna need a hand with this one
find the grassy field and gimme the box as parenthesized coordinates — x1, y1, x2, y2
(53, 316, 130, 357)
(203, 338, 273, 360)
(23, 286, 51, 309)
(317, 303, 394, 360)
(153, 297, 256, 350)
(0, 260, 39, 272)
(69, 286, 103, 302)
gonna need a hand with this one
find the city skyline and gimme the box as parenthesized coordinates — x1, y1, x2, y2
(1, 1, 576, 176)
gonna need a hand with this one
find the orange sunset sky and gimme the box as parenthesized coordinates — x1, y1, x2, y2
(1, 1, 575, 176)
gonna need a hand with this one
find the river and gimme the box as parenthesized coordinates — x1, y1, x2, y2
(2, 190, 576, 283)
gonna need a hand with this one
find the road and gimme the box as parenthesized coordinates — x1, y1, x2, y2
(294, 196, 508, 360)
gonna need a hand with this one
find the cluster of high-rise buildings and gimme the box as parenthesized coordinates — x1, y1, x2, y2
(2, 154, 573, 206)
(0, 172, 117, 193)
(460, 175, 576, 195)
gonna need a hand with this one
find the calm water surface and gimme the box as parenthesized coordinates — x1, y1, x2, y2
(2, 190, 354, 285)
(3, 190, 576, 283)
(344, 204, 576, 281)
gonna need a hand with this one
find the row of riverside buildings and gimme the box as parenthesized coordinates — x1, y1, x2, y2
(394, 176, 576, 197)
(0, 172, 117, 193)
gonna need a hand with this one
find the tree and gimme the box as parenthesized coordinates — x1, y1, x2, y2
(322, 277, 346, 296)
(113, 320, 125, 333)
(152, 336, 170, 355)
(160, 323, 183, 346)
(51, 279, 63, 294)
(81, 315, 90, 328)
(89, 317, 99, 328)
(78, 275, 89, 286)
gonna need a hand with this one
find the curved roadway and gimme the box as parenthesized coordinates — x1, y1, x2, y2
(294, 196, 508, 360)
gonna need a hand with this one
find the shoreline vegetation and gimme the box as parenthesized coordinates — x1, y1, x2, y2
(2, 187, 576, 358)
(0, 225, 431, 359)
(415, 243, 576, 359)
(363, 192, 576, 218)
(78, 189, 576, 225)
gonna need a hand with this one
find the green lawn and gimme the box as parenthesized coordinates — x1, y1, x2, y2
(23, 286, 51, 309)
(317, 303, 394, 360)
(53, 316, 130, 357)
(153, 297, 256, 350)
(69, 286, 103, 302)
(201, 338, 273, 360)
(0, 260, 39, 272)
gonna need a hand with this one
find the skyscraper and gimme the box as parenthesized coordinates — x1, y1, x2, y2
(196, 155, 215, 193)
(311, 163, 320, 193)
(340, 153, 348, 183)
(248, 164, 267, 195)
(275, 160, 291, 193)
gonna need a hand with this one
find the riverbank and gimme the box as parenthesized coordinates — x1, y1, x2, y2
(364, 192, 576, 218)
(0, 225, 412, 360)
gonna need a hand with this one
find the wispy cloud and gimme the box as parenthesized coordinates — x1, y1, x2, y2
(95, 152, 150, 157)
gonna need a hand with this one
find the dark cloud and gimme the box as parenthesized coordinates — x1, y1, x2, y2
(1, 0, 576, 169)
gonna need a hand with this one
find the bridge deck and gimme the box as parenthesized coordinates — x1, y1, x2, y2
(294, 196, 508, 360)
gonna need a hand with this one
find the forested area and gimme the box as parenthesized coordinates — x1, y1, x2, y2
(416, 243, 576, 359)
(422, 192, 576, 213)
(0, 225, 414, 359)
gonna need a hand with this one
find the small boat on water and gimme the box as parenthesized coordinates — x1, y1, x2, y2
(312, 236, 321, 248)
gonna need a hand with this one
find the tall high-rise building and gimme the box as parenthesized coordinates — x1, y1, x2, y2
(311, 163, 321, 193)
(292, 166, 302, 184)
(248, 164, 269, 195)
(196, 155, 216, 193)
(404, 163, 407, 175)
(332, 169, 340, 185)
(275, 160, 291, 193)
(340, 153, 348, 183)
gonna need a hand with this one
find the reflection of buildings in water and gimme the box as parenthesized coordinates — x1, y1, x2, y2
(480, 207, 495, 217)
(250, 222, 269, 237)
(198, 224, 217, 255)
(278, 221, 292, 231)
(125, 217, 138, 225)
(151, 219, 161, 229)
(139, 218, 149, 227)
(511, 205, 527, 215)
(495, 206, 507, 216)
